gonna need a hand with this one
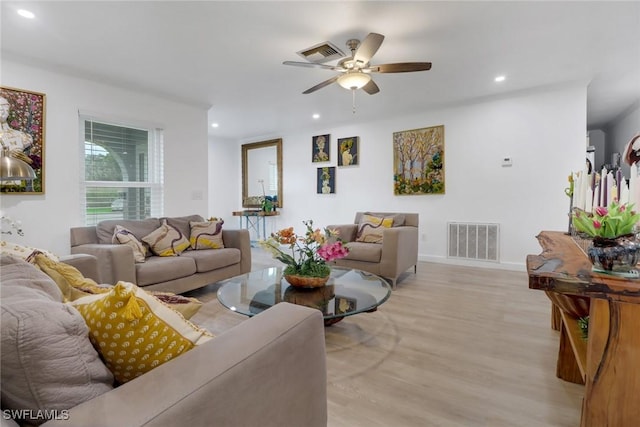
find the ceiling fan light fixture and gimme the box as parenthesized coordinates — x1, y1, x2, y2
(337, 72, 371, 90)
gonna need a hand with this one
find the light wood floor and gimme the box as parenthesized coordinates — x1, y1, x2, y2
(188, 249, 584, 427)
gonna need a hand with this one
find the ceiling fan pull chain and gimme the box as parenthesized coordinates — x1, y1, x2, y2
(352, 90, 357, 114)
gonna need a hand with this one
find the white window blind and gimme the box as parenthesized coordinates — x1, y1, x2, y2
(80, 116, 163, 226)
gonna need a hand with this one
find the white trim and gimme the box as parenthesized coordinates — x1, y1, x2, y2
(419, 254, 526, 272)
(78, 109, 164, 132)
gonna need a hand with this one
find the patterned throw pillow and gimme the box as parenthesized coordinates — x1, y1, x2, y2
(142, 219, 190, 256)
(112, 225, 147, 263)
(189, 220, 225, 250)
(151, 292, 203, 319)
(71, 281, 213, 384)
(355, 214, 394, 243)
(0, 241, 59, 263)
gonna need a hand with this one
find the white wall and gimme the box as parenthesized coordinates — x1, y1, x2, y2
(208, 134, 240, 225)
(588, 129, 606, 170)
(234, 85, 587, 270)
(608, 101, 640, 176)
(0, 60, 209, 255)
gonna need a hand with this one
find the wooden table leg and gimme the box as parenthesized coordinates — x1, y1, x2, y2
(581, 299, 640, 426)
(556, 319, 585, 384)
(551, 303, 562, 331)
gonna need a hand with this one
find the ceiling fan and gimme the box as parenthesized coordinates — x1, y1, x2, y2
(283, 32, 432, 95)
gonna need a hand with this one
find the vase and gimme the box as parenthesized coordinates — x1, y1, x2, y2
(284, 274, 330, 288)
(587, 235, 640, 272)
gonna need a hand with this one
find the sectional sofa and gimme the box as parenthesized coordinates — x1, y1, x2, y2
(0, 254, 327, 427)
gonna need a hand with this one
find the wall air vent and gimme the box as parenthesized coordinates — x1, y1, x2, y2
(296, 41, 345, 64)
(447, 222, 499, 262)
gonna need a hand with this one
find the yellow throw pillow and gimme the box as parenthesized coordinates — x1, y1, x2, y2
(34, 254, 109, 302)
(142, 219, 190, 256)
(112, 225, 147, 263)
(71, 281, 213, 384)
(189, 220, 225, 250)
(35, 254, 203, 317)
(35, 254, 202, 319)
(355, 214, 394, 243)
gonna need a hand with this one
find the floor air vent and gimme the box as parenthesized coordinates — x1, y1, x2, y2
(448, 222, 499, 262)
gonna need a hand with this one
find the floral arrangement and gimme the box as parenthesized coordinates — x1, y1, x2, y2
(572, 201, 640, 239)
(257, 179, 275, 212)
(259, 220, 349, 278)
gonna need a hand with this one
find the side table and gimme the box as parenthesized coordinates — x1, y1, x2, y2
(232, 210, 279, 243)
(527, 230, 640, 427)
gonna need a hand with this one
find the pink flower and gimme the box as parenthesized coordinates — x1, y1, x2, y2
(317, 242, 349, 262)
(619, 204, 627, 212)
(593, 220, 602, 229)
(594, 207, 608, 216)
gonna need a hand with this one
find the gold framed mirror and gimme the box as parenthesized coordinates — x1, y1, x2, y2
(242, 138, 282, 208)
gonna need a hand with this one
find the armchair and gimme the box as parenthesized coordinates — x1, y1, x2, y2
(327, 212, 419, 288)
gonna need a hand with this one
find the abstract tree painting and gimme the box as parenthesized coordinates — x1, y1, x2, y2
(393, 125, 444, 195)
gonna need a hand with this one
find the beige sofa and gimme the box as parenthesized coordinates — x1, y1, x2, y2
(70, 215, 251, 293)
(0, 255, 327, 427)
(328, 212, 419, 288)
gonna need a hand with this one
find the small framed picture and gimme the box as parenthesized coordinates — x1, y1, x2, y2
(317, 166, 335, 194)
(312, 134, 330, 162)
(337, 136, 358, 166)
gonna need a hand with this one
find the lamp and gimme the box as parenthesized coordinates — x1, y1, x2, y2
(337, 71, 371, 90)
(0, 148, 36, 181)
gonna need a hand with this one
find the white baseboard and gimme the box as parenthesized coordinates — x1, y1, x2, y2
(418, 254, 526, 272)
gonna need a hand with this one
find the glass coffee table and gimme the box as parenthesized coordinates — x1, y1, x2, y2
(217, 267, 391, 325)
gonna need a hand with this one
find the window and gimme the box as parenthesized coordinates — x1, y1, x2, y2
(80, 116, 163, 225)
(268, 161, 278, 192)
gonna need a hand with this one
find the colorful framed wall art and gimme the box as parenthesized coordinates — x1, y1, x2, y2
(0, 86, 46, 194)
(393, 125, 444, 195)
(337, 136, 358, 166)
(312, 134, 330, 162)
(317, 166, 335, 194)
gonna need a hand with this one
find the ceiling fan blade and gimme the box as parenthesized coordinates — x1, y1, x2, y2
(370, 62, 432, 73)
(283, 61, 337, 71)
(362, 79, 380, 95)
(354, 33, 385, 64)
(303, 75, 339, 94)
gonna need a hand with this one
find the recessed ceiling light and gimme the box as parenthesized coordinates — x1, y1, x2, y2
(312, 114, 320, 119)
(17, 9, 35, 19)
(211, 123, 219, 128)
(495, 75, 506, 82)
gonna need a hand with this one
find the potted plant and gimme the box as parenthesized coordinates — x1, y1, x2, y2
(259, 220, 349, 287)
(572, 201, 640, 272)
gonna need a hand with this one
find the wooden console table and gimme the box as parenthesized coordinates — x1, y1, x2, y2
(527, 231, 640, 427)
(232, 210, 279, 242)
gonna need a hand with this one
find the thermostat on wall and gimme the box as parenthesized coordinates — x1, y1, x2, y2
(502, 157, 513, 167)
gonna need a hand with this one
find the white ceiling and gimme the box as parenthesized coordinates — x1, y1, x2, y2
(2, 1, 639, 141)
